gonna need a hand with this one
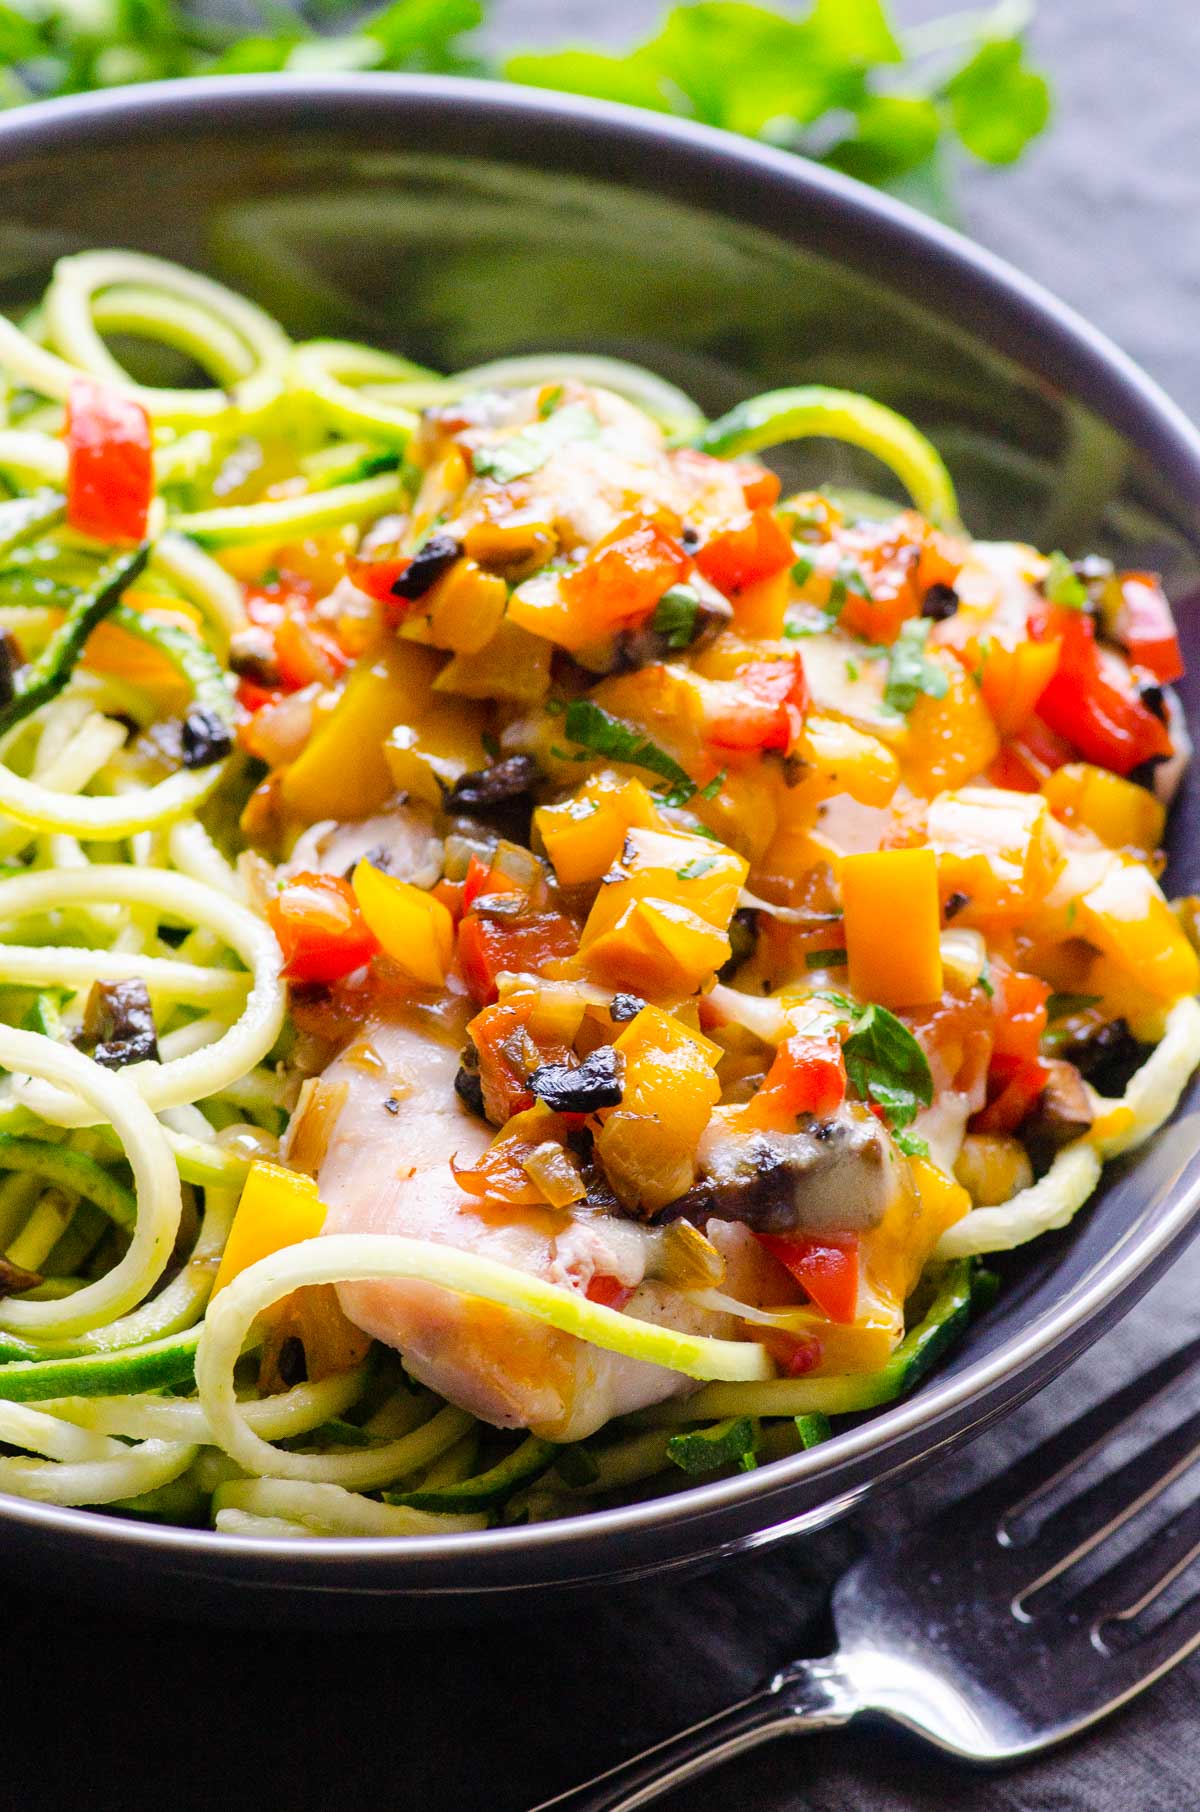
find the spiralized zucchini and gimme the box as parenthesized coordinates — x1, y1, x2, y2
(0, 247, 1189, 1545)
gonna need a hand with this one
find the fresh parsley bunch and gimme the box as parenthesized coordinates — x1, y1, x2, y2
(0, 0, 1051, 217)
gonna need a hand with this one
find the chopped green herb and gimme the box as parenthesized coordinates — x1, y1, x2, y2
(842, 1003, 934, 1132)
(845, 658, 860, 682)
(472, 403, 600, 484)
(783, 608, 839, 639)
(698, 768, 728, 801)
(977, 960, 995, 1000)
(1043, 551, 1089, 610)
(563, 699, 694, 797)
(667, 1416, 757, 1476)
(893, 1129, 931, 1159)
(1045, 991, 1102, 1021)
(677, 856, 719, 881)
(544, 694, 567, 717)
(883, 617, 950, 715)
(791, 555, 815, 587)
(652, 584, 701, 650)
(537, 384, 565, 419)
(805, 946, 848, 969)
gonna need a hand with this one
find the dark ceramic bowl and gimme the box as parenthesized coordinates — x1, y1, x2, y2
(2, 74, 1199, 1625)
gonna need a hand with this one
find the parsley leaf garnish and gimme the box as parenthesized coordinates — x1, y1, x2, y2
(841, 1003, 934, 1133)
(1043, 551, 1089, 610)
(883, 617, 950, 715)
(563, 699, 695, 798)
(893, 1129, 931, 1159)
(472, 403, 600, 483)
(652, 585, 701, 650)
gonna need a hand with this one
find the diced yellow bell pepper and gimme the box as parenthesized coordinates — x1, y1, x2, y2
(926, 786, 1060, 923)
(1042, 762, 1167, 859)
(901, 653, 1000, 797)
(799, 713, 900, 808)
(766, 1306, 901, 1374)
(595, 1006, 722, 1214)
(351, 859, 454, 987)
(382, 693, 490, 808)
(578, 825, 749, 994)
(421, 558, 508, 655)
(730, 568, 790, 639)
(535, 773, 664, 888)
(212, 1158, 326, 1296)
(434, 616, 552, 703)
(281, 640, 440, 824)
(858, 1154, 968, 1322)
(1080, 859, 1200, 1002)
(842, 847, 944, 1008)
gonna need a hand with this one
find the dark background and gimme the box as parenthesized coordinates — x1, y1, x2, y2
(9, 4, 1200, 1809)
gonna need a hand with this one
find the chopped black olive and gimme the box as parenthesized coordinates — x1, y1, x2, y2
(390, 534, 463, 600)
(181, 708, 233, 769)
(921, 582, 960, 621)
(530, 1045, 625, 1114)
(383, 1096, 401, 1116)
(681, 526, 701, 551)
(1061, 1016, 1144, 1092)
(0, 629, 18, 710)
(277, 1336, 307, 1388)
(943, 890, 970, 921)
(228, 624, 280, 685)
(442, 755, 541, 815)
(454, 1060, 487, 1120)
(609, 992, 645, 1023)
(719, 907, 759, 980)
(1139, 682, 1167, 723)
(1128, 755, 1167, 791)
(79, 979, 158, 1069)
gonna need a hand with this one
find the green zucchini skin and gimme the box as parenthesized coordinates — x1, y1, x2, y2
(0, 1326, 200, 1398)
(383, 1434, 559, 1512)
(0, 542, 150, 738)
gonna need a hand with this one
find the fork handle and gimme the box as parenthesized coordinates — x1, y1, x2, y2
(527, 1656, 855, 1812)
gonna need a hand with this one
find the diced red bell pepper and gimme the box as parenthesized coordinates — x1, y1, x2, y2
(755, 1231, 860, 1324)
(1117, 574, 1184, 685)
(750, 1030, 846, 1124)
(972, 1053, 1051, 1135)
(1030, 602, 1172, 776)
(707, 655, 809, 754)
(274, 613, 348, 690)
(694, 507, 793, 597)
(561, 515, 689, 635)
(65, 377, 153, 543)
(585, 1273, 635, 1311)
(457, 909, 579, 1005)
(991, 969, 1050, 1065)
(730, 460, 781, 511)
(462, 854, 526, 914)
(266, 873, 378, 984)
(987, 716, 1074, 792)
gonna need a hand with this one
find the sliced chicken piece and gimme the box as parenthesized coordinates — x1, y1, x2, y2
(311, 1015, 730, 1441)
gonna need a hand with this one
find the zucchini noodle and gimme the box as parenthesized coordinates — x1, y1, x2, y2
(695, 385, 960, 527)
(0, 1027, 181, 1338)
(0, 248, 1189, 1543)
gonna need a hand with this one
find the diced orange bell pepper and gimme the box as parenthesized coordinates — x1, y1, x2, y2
(842, 847, 943, 1008)
(902, 653, 1000, 797)
(579, 826, 748, 995)
(594, 1007, 722, 1214)
(510, 514, 688, 651)
(704, 654, 808, 754)
(694, 507, 793, 597)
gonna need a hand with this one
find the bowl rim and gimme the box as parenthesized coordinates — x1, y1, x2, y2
(1, 70, 1199, 1579)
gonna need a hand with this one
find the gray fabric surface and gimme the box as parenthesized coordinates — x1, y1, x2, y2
(10, 5, 1200, 1809)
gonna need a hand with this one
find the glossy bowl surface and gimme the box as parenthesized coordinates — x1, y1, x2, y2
(1, 74, 1199, 1624)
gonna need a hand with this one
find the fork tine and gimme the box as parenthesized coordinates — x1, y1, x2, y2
(1011, 1404, 1200, 1616)
(967, 1332, 1200, 1538)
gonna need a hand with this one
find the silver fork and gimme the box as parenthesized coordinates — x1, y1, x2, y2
(532, 1332, 1200, 1811)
